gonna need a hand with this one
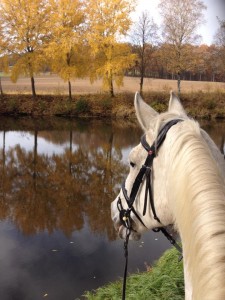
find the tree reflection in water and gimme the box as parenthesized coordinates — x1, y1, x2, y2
(0, 118, 142, 239)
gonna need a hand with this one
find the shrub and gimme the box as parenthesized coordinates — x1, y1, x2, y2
(75, 98, 90, 114)
(8, 98, 18, 112)
(101, 98, 112, 111)
(205, 99, 216, 110)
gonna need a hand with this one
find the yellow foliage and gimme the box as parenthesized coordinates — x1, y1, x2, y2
(87, 0, 137, 95)
(90, 43, 136, 89)
(45, 0, 87, 83)
(0, 56, 9, 73)
(11, 52, 46, 83)
(0, 0, 50, 80)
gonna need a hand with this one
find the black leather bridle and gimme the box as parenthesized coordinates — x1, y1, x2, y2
(117, 119, 183, 300)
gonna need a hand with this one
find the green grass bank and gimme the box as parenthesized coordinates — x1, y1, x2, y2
(84, 247, 184, 300)
(0, 90, 225, 119)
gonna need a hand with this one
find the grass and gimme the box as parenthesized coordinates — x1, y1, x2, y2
(84, 247, 184, 300)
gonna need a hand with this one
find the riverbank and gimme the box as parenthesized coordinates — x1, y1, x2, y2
(0, 90, 225, 119)
(84, 247, 184, 299)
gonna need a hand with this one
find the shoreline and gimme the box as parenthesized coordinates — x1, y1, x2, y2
(0, 91, 225, 119)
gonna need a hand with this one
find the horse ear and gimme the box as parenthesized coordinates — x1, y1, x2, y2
(168, 91, 187, 116)
(134, 92, 158, 131)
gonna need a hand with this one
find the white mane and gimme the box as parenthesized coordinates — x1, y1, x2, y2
(167, 119, 225, 299)
(111, 92, 225, 299)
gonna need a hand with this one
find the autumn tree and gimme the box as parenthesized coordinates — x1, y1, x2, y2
(131, 11, 158, 94)
(191, 45, 208, 81)
(87, 0, 137, 97)
(45, 0, 86, 99)
(214, 19, 225, 81)
(0, 0, 50, 97)
(159, 0, 206, 94)
(158, 42, 198, 80)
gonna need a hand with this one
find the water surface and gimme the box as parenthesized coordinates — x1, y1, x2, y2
(0, 117, 224, 300)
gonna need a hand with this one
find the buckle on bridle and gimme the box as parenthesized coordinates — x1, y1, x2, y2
(119, 209, 131, 229)
(117, 197, 132, 229)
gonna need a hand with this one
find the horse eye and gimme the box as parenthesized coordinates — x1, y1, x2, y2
(130, 161, 135, 168)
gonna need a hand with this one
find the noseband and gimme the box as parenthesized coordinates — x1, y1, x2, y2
(117, 119, 183, 300)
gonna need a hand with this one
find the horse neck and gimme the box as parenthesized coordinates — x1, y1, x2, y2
(168, 121, 225, 299)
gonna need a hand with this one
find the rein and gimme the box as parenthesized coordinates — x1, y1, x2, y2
(117, 119, 183, 300)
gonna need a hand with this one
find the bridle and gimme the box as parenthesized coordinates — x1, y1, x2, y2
(116, 119, 183, 300)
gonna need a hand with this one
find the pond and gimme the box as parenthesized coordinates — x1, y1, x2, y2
(0, 117, 224, 300)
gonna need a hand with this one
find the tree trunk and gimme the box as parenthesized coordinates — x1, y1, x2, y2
(69, 130, 72, 174)
(139, 51, 145, 95)
(33, 130, 38, 190)
(110, 77, 114, 97)
(2, 131, 5, 199)
(0, 76, 3, 96)
(31, 76, 36, 97)
(106, 132, 114, 196)
(68, 80, 72, 100)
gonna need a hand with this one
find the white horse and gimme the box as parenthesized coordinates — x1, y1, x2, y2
(111, 92, 225, 300)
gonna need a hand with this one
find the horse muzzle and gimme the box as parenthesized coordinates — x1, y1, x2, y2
(111, 200, 141, 240)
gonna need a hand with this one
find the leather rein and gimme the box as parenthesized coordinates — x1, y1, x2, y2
(117, 119, 183, 300)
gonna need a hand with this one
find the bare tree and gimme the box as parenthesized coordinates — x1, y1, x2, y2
(159, 0, 206, 95)
(131, 11, 158, 94)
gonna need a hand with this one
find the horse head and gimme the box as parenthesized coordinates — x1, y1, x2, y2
(111, 91, 188, 240)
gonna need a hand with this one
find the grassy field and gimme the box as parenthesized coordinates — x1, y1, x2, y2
(1, 74, 225, 95)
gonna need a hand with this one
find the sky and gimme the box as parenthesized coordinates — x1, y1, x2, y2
(133, 0, 225, 45)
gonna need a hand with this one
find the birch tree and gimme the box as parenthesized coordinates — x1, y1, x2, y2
(87, 0, 136, 97)
(0, 0, 50, 97)
(159, 0, 206, 94)
(46, 0, 86, 99)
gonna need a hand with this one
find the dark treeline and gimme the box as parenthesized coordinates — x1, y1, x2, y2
(127, 43, 225, 83)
